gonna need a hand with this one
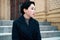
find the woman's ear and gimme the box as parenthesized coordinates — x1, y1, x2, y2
(23, 9, 27, 13)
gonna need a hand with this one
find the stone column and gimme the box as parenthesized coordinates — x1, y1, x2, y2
(0, 0, 10, 20)
(30, 0, 46, 22)
(0, 0, 1, 19)
(47, 0, 60, 30)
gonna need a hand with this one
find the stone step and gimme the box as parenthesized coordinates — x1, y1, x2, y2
(41, 31, 60, 38)
(0, 35, 60, 40)
(40, 25, 58, 31)
(0, 31, 60, 37)
(42, 37, 60, 40)
(0, 31, 60, 40)
(0, 33, 12, 40)
(0, 33, 11, 36)
(0, 20, 51, 26)
(0, 20, 13, 26)
(39, 22, 51, 25)
(0, 26, 12, 33)
(0, 25, 57, 33)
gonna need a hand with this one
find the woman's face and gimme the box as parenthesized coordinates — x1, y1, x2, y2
(24, 4, 35, 18)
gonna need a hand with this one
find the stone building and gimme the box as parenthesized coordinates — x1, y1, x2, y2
(0, 0, 60, 40)
(0, 0, 60, 30)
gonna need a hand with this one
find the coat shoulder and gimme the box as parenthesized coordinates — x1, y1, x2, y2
(32, 18, 39, 24)
(13, 16, 23, 24)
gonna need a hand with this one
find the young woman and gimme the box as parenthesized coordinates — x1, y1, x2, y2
(12, 1, 41, 40)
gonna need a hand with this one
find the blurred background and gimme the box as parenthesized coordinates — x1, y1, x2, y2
(0, 0, 60, 40)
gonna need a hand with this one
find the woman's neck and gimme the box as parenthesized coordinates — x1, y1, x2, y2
(23, 14, 30, 20)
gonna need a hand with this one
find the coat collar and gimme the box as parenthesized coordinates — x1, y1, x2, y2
(18, 15, 33, 24)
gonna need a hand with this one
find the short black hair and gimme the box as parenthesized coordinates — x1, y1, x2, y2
(20, 1, 35, 15)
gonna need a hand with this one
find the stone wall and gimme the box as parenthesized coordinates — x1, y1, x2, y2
(0, 0, 1, 19)
(33, 0, 60, 30)
(0, 0, 60, 30)
(0, 0, 10, 20)
(47, 0, 60, 22)
(47, 0, 60, 30)
(34, 0, 46, 22)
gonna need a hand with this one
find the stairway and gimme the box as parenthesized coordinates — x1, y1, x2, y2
(0, 20, 60, 40)
(0, 20, 13, 40)
(39, 22, 60, 40)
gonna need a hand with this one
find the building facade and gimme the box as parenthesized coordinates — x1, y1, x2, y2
(0, 0, 60, 30)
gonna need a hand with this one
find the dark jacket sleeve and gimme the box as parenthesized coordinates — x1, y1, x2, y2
(36, 22, 41, 40)
(33, 21, 41, 40)
(12, 21, 20, 40)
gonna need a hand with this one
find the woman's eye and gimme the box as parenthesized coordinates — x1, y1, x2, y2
(31, 8, 33, 10)
(31, 8, 35, 10)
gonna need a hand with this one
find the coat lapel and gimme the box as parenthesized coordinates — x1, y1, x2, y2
(18, 15, 33, 38)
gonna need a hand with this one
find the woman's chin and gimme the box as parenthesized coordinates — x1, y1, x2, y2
(31, 16, 34, 18)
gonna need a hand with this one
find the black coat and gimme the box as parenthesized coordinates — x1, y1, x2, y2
(12, 15, 41, 40)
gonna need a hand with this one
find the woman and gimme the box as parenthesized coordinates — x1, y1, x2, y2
(12, 1, 41, 40)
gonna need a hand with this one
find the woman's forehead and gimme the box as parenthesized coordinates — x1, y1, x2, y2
(29, 4, 35, 8)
